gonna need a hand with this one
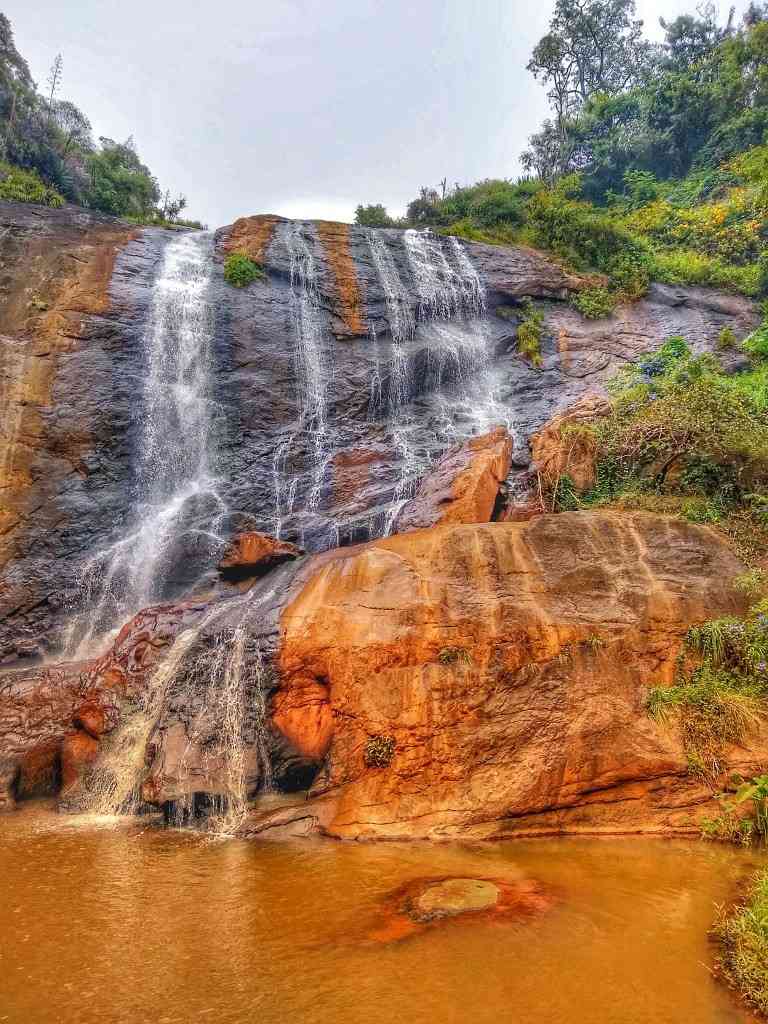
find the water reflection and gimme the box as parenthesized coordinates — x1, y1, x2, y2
(0, 805, 764, 1024)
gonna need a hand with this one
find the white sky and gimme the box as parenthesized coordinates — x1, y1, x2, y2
(4, 0, 754, 227)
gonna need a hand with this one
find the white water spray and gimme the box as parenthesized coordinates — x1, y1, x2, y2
(64, 232, 224, 658)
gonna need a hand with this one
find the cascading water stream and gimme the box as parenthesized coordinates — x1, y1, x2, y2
(77, 584, 275, 835)
(364, 228, 510, 534)
(272, 222, 334, 542)
(64, 231, 225, 658)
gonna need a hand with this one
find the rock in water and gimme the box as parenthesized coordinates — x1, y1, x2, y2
(409, 879, 501, 922)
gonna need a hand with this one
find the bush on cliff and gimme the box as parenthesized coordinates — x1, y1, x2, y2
(515, 299, 544, 367)
(224, 252, 265, 287)
(544, 337, 768, 559)
(647, 600, 768, 775)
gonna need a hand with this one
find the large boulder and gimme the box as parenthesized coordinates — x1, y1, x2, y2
(278, 511, 763, 840)
(393, 427, 513, 533)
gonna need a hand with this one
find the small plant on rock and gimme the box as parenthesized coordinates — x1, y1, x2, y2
(437, 647, 472, 665)
(224, 251, 265, 287)
(364, 735, 395, 769)
(718, 326, 738, 350)
(515, 299, 544, 367)
(572, 286, 616, 320)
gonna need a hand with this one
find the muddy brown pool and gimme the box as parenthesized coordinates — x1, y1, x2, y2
(1, 805, 765, 1024)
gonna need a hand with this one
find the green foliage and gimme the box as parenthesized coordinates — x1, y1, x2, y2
(85, 138, 159, 217)
(223, 252, 265, 288)
(0, 161, 63, 206)
(718, 327, 738, 350)
(0, 13, 193, 221)
(647, 603, 768, 774)
(354, 203, 395, 228)
(515, 299, 544, 368)
(595, 341, 768, 495)
(364, 735, 395, 769)
(714, 868, 768, 1015)
(650, 250, 761, 296)
(572, 286, 616, 319)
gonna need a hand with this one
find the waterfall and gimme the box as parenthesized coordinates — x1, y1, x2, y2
(363, 228, 507, 535)
(76, 587, 274, 835)
(272, 222, 334, 542)
(64, 231, 225, 658)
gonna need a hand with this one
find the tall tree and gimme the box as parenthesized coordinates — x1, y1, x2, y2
(525, 0, 654, 178)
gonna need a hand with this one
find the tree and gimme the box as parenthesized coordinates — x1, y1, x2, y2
(0, 13, 33, 157)
(527, 0, 653, 113)
(52, 99, 91, 156)
(85, 137, 160, 217)
(525, 0, 654, 180)
(659, 3, 734, 70)
(46, 53, 62, 120)
(354, 203, 394, 227)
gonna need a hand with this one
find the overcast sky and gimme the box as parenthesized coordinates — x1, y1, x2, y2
(4, 0, 754, 228)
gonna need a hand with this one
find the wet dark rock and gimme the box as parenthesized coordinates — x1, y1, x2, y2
(0, 202, 760, 672)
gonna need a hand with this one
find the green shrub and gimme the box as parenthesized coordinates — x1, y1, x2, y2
(515, 299, 544, 368)
(647, 600, 768, 774)
(364, 735, 395, 769)
(528, 178, 648, 275)
(650, 250, 760, 297)
(223, 251, 265, 287)
(718, 327, 738, 350)
(572, 286, 616, 320)
(713, 867, 768, 1015)
(596, 343, 768, 491)
(0, 162, 64, 207)
(714, 868, 768, 1015)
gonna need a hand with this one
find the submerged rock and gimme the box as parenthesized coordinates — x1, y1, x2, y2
(408, 878, 501, 922)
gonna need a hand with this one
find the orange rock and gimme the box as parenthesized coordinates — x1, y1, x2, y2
(367, 875, 553, 943)
(73, 703, 107, 738)
(314, 220, 366, 337)
(218, 532, 302, 580)
(278, 511, 759, 840)
(222, 215, 280, 262)
(394, 427, 513, 533)
(530, 391, 610, 495)
(60, 731, 99, 794)
(271, 675, 333, 760)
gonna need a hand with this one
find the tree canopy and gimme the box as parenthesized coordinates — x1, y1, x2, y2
(0, 14, 197, 224)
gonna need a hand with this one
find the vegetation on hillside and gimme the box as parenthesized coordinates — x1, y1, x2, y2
(0, 14, 201, 226)
(357, 1, 768, 304)
(546, 332, 768, 552)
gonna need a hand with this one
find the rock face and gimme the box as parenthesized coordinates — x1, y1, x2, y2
(278, 512, 763, 839)
(2, 201, 765, 842)
(0, 201, 760, 665)
(529, 391, 610, 495)
(394, 427, 513, 532)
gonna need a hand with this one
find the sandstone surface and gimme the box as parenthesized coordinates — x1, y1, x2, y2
(278, 512, 764, 839)
(394, 427, 512, 532)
